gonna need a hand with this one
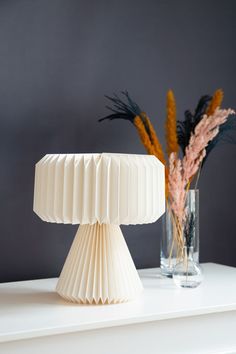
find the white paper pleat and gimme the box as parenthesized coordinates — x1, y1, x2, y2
(33, 153, 165, 225)
(56, 223, 143, 304)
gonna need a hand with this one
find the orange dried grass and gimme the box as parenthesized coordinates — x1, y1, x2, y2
(141, 113, 166, 165)
(134, 114, 168, 197)
(134, 116, 156, 155)
(206, 89, 224, 116)
(165, 90, 179, 157)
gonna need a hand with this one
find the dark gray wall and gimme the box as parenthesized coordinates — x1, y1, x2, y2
(0, 0, 235, 282)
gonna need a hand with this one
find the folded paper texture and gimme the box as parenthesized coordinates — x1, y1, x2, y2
(56, 223, 143, 304)
(33, 153, 165, 225)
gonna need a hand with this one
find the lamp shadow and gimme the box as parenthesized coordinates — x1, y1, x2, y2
(0, 288, 113, 309)
(0, 288, 61, 308)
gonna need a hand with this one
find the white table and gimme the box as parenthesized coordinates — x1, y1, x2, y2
(0, 263, 236, 354)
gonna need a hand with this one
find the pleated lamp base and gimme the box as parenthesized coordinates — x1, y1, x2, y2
(56, 223, 143, 304)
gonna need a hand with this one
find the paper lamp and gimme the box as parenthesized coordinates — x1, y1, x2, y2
(33, 153, 165, 304)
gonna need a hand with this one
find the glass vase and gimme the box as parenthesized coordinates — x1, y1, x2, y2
(173, 246, 203, 288)
(160, 189, 199, 277)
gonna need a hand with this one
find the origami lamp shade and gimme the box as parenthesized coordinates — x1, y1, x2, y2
(33, 153, 165, 304)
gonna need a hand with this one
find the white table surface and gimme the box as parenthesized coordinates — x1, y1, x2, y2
(0, 263, 236, 344)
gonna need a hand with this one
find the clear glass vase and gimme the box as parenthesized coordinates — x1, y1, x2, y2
(160, 189, 199, 277)
(173, 246, 203, 288)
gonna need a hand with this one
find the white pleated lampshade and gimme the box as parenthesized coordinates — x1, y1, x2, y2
(33, 152, 165, 304)
(33, 153, 165, 225)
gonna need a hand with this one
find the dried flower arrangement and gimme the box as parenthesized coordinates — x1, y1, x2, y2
(99, 90, 235, 252)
